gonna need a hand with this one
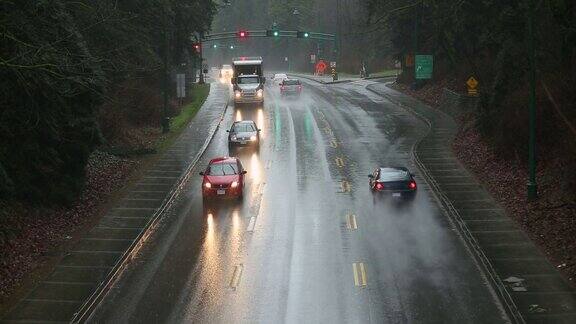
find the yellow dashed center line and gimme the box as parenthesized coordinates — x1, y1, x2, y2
(335, 157, 345, 168)
(340, 180, 351, 193)
(353, 262, 367, 287)
(229, 264, 244, 290)
(346, 214, 358, 230)
(330, 139, 338, 148)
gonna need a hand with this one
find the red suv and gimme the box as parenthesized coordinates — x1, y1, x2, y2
(199, 157, 246, 200)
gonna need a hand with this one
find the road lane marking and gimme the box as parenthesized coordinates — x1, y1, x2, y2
(335, 157, 345, 168)
(352, 262, 367, 287)
(340, 180, 351, 193)
(229, 264, 244, 290)
(323, 127, 333, 136)
(346, 214, 358, 230)
(247, 216, 257, 232)
(330, 139, 338, 148)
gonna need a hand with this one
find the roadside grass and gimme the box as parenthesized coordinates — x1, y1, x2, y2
(156, 83, 210, 152)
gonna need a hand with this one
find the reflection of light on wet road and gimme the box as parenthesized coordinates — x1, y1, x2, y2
(197, 211, 219, 305)
(257, 108, 265, 138)
(250, 153, 261, 182)
(274, 105, 282, 148)
(232, 209, 240, 230)
(235, 110, 242, 121)
(304, 110, 313, 141)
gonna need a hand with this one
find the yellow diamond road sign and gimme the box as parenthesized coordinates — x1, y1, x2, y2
(467, 77, 478, 89)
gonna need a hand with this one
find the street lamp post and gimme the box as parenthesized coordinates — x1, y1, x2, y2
(527, 0, 538, 200)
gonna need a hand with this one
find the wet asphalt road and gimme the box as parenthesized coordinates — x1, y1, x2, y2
(89, 77, 510, 323)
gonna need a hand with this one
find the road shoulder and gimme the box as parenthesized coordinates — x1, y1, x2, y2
(366, 82, 576, 324)
(1, 83, 230, 323)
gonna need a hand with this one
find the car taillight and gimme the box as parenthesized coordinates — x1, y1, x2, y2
(298, 85, 302, 90)
(376, 183, 384, 190)
(231, 181, 238, 188)
(205, 182, 212, 188)
(408, 181, 417, 189)
(281, 86, 285, 91)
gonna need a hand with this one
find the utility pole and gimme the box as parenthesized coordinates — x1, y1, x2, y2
(336, 0, 341, 64)
(527, 0, 537, 200)
(198, 33, 205, 84)
(413, 1, 420, 84)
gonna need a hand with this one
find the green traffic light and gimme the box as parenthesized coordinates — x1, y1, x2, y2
(213, 44, 217, 48)
(304, 32, 309, 37)
(230, 45, 234, 49)
(273, 31, 279, 37)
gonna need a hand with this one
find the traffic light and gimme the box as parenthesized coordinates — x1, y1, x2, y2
(237, 30, 248, 38)
(212, 44, 218, 49)
(266, 29, 279, 37)
(296, 31, 309, 38)
(193, 43, 201, 53)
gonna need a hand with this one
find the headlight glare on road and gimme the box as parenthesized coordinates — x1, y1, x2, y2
(250, 135, 257, 141)
(231, 181, 238, 188)
(205, 182, 212, 188)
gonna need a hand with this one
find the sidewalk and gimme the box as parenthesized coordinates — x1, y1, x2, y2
(366, 82, 576, 324)
(1, 83, 229, 323)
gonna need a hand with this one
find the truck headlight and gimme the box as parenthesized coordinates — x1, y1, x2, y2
(250, 135, 257, 141)
(235, 91, 241, 98)
(256, 89, 263, 98)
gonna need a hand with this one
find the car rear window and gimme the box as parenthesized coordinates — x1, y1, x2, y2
(283, 80, 300, 85)
(379, 169, 410, 181)
(233, 124, 255, 132)
(208, 163, 238, 176)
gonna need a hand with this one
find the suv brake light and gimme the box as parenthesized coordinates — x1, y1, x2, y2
(376, 182, 384, 190)
(408, 181, 417, 189)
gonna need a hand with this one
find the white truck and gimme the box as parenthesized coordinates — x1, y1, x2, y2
(231, 57, 265, 105)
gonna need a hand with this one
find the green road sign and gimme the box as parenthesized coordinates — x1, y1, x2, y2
(415, 55, 433, 79)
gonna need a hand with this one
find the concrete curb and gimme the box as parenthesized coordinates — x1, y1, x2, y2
(70, 97, 230, 323)
(365, 84, 525, 324)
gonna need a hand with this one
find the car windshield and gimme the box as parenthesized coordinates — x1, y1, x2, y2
(207, 163, 238, 176)
(283, 80, 300, 85)
(274, 74, 287, 79)
(222, 65, 232, 70)
(238, 77, 259, 84)
(232, 123, 255, 133)
(379, 169, 410, 181)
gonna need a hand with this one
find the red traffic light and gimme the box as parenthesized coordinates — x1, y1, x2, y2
(193, 43, 201, 53)
(237, 30, 248, 38)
